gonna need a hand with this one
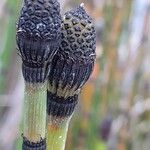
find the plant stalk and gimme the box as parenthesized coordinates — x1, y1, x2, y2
(23, 82, 47, 143)
(47, 115, 71, 150)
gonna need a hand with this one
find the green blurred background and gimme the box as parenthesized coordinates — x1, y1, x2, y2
(0, 0, 150, 150)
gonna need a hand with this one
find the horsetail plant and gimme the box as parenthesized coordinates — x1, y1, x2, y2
(47, 4, 96, 149)
(16, 0, 61, 149)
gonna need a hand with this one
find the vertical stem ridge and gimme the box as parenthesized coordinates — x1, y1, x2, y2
(23, 82, 47, 143)
(47, 115, 71, 150)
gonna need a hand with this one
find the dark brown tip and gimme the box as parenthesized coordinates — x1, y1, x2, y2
(16, 0, 61, 65)
(61, 5, 96, 64)
(48, 6, 96, 96)
(17, 0, 61, 82)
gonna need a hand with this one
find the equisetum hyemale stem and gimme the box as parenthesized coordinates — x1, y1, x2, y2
(47, 4, 96, 150)
(23, 82, 47, 149)
(16, 0, 61, 149)
(47, 115, 72, 150)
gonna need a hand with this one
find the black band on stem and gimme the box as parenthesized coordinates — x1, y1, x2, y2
(22, 137, 46, 150)
(47, 92, 78, 117)
(22, 63, 49, 83)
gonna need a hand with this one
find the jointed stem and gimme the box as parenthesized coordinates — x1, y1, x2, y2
(47, 115, 71, 150)
(23, 82, 47, 143)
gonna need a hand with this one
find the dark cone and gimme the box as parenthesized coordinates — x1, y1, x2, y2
(60, 5, 96, 64)
(16, 0, 61, 82)
(48, 5, 96, 96)
(47, 4, 96, 117)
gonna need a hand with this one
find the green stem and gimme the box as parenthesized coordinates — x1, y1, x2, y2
(23, 82, 47, 142)
(47, 115, 71, 150)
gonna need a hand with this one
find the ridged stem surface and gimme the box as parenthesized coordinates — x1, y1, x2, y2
(23, 82, 47, 142)
(47, 115, 71, 150)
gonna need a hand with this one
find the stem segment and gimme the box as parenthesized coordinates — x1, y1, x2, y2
(46, 92, 77, 149)
(23, 82, 47, 143)
(47, 115, 71, 150)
